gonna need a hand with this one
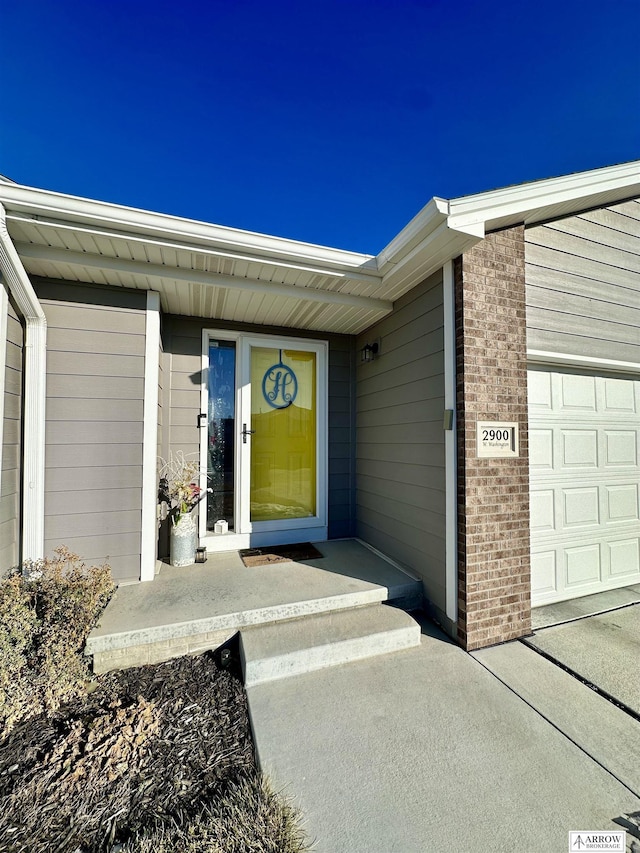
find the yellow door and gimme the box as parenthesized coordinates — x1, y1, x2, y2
(249, 347, 317, 522)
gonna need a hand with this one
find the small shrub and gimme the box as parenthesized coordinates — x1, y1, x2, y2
(0, 546, 114, 739)
(0, 574, 39, 734)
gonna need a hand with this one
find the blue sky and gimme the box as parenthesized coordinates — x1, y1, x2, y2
(1, 0, 639, 253)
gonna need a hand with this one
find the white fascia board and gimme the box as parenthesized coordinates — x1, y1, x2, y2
(0, 203, 47, 562)
(376, 197, 484, 297)
(17, 243, 393, 313)
(376, 197, 450, 271)
(447, 160, 640, 233)
(378, 219, 480, 296)
(0, 183, 377, 274)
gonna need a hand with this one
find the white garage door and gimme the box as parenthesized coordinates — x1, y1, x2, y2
(529, 367, 640, 606)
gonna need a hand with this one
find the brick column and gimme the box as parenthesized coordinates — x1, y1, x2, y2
(455, 226, 531, 651)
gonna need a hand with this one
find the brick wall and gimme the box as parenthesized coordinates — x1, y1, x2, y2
(455, 226, 532, 650)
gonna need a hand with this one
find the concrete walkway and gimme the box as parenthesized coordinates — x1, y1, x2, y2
(247, 617, 640, 853)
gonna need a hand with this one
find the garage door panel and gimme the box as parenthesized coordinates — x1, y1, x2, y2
(603, 377, 638, 412)
(562, 430, 598, 467)
(605, 484, 639, 523)
(563, 487, 599, 528)
(529, 370, 553, 409)
(530, 490, 555, 532)
(609, 538, 640, 577)
(529, 429, 554, 468)
(529, 367, 640, 606)
(559, 373, 597, 411)
(532, 481, 640, 536)
(604, 431, 637, 466)
(531, 550, 558, 597)
(565, 543, 601, 587)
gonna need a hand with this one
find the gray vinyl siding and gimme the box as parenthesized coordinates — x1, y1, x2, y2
(356, 270, 446, 611)
(162, 315, 356, 539)
(525, 198, 640, 364)
(33, 280, 147, 583)
(0, 294, 24, 570)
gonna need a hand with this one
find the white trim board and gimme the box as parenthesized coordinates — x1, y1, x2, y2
(0, 202, 47, 561)
(443, 260, 458, 623)
(140, 291, 160, 581)
(528, 350, 640, 376)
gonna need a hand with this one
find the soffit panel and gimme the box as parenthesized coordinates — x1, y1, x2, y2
(20, 255, 388, 334)
(7, 215, 383, 293)
(7, 214, 392, 334)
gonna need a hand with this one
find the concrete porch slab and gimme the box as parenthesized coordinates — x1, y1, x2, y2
(86, 539, 422, 667)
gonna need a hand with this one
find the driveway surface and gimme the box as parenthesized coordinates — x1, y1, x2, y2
(524, 603, 640, 715)
(247, 617, 640, 853)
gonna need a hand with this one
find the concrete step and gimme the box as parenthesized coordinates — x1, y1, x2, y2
(240, 603, 421, 687)
(88, 584, 395, 673)
(86, 539, 424, 673)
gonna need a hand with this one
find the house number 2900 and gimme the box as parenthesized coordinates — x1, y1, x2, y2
(482, 429, 510, 441)
(476, 421, 519, 458)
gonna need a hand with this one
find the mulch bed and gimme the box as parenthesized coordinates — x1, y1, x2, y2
(0, 648, 257, 853)
(239, 543, 323, 567)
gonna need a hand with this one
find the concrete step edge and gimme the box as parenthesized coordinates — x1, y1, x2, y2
(243, 624, 421, 687)
(240, 605, 421, 686)
(86, 586, 388, 654)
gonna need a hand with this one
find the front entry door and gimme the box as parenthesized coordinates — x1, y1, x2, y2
(201, 332, 327, 551)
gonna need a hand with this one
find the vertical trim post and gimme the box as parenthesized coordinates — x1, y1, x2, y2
(443, 260, 458, 622)
(140, 291, 160, 581)
(0, 203, 47, 562)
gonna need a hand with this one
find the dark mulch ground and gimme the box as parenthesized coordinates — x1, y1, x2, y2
(0, 647, 299, 853)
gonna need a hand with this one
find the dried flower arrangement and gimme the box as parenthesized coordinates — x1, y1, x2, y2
(158, 452, 203, 525)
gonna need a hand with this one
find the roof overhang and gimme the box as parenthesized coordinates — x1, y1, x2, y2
(0, 182, 390, 335)
(376, 159, 640, 298)
(446, 159, 640, 235)
(0, 159, 638, 335)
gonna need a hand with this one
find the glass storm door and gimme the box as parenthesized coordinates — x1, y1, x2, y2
(202, 332, 327, 550)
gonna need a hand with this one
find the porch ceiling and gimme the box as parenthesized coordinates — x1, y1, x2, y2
(5, 208, 391, 335)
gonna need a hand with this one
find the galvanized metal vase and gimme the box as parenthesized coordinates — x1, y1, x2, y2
(170, 513, 197, 567)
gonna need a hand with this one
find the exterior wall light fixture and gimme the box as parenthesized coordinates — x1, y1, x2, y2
(361, 342, 379, 363)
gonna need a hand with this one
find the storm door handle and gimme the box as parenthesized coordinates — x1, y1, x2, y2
(242, 423, 256, 443)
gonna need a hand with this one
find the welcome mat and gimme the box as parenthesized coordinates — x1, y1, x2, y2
(239, 543, 323, 567)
